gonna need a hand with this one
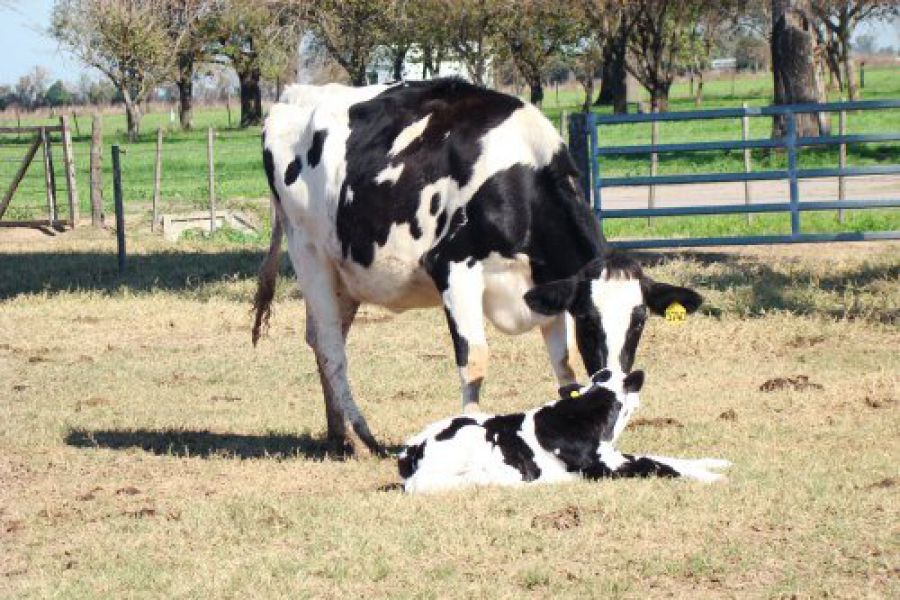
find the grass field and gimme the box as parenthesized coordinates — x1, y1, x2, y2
(0, 67, 898, 239)
(1, 223, 898, 597)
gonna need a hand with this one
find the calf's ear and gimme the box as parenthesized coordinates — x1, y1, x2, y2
(642, 279, 703, 316)
(623, 370, 645, 394)
(524, 278, 577, 315)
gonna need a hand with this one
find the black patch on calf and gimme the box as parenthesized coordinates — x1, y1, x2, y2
(284, 156, 302, 186)
(558, 383, 582, 399)
(434, 209, 448, 238)
(482, 413, 541, 481)
(534, 387, 621, 473)
(435, 417, 478, 441)
(429, 193, 441, 215)
(306, 129, 328, 168)
(398, 441, 426, 479)
(617, 455, 680, 478)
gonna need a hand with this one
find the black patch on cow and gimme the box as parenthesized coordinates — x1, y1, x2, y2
(409, 216, 423, 240)
(602, 250, 643, 280)
(591, 369, 612, 384)
(558, 383, 582, 399)
(284, 156, 302, 186)
(534, 387, 621, 473)
(337, 79, 527, 267)
(398, 441, 426, 479)
(435, 417, 478, 441)
(444, 308, 469, 368)
(573, 298, 607, 376)
(641, 279, 704, 316)
(619, 305, 647, 373)
(434, 209, 448, 238)
(306, 129, 327, 168)
(482, 413, 541, 481)
(262, 146, 280, 204)
(429, 193, 441, 215)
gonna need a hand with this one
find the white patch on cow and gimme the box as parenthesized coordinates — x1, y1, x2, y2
(443, 260, 487, 347)
(481, 253, 553, 335)
(590, 274, 643, 373)
(388, 114, 431, 157)
(375, 163, 404, 185)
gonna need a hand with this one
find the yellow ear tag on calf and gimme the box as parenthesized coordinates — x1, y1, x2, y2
(569, 390, 580, 398)
(665, 301, 687, 324)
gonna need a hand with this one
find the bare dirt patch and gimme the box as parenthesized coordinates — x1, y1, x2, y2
(531, 505, 583, 530)
(759, 375, 824, 392)
(629, 416, 684, 429)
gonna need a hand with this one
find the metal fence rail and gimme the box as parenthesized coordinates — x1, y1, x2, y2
(568, 99, 900, 249)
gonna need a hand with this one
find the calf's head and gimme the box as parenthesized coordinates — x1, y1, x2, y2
(525, 251, 702, 375)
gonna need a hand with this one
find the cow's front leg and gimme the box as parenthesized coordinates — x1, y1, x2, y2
(540, 313, 579, 387)
(439, 261, 488, 414)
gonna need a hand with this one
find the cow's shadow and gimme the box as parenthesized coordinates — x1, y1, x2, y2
(64, 428, 401, 461)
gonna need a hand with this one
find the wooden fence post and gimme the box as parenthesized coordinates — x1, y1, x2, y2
(207, 127, 216, 233)
(40, 127, 58, 226)
(112, 145, 126, 273)
(60, 116, 79, 228)
(152, 128, 163, 232)
(90, 115, 103, 227)
(742, 102, 753, 223)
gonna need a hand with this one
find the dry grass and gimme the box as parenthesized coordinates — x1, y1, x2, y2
(1, 226, 898, 598)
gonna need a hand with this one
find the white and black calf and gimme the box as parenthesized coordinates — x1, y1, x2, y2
(255, 79, 703, 454)
(398, 369, 730, 493)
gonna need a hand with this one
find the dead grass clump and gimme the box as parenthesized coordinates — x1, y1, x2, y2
(531, 505, 583, 530)
(629, 416, 684, 429)
(759, 375, 824, 392)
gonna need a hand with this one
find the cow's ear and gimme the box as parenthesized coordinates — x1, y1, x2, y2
(623, 370, 645, 394)
(642, 278, 703, 316)
(557, 383, 582, 399)
(524, 278, 577, 315)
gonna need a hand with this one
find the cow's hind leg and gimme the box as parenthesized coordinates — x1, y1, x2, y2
(307, 297, 360, 456)
(288, 237, 383, 456)
(436, 261, 489, 414)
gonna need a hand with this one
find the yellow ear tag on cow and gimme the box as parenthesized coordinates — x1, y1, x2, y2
(665, 302, 687, 324)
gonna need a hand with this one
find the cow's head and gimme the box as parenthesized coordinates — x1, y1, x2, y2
(524, 251, 702, 374)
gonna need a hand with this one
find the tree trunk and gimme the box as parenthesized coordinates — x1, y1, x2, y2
(596, 25, 628, 114)
(840, 34, 857, 100)
(392, 46, 408, 81)
(580, 74, 594, 113)
(529, 79, 544, 107)
(649, 83, 670, 112)
(695, 71, 704, 107)
(349, 63, 368, 86)
(177, 79, 193, 131)
(239, 66, 262, 127)
(771, 0, 827, 137)
(122, 91, 141, 142)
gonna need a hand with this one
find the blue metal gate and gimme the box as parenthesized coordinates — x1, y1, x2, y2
(568, 100, 900, 249)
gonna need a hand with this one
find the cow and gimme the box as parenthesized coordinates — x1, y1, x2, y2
(398, 368, 731, 493)
(254, 78, 703, 455)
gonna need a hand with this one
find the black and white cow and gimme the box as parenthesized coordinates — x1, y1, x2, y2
(255, 79, 702, 454)
(398, 369, 731, 493)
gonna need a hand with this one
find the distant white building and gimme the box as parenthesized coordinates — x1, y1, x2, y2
(710, 58, 737, 71)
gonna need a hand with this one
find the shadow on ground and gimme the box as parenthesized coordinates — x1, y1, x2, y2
(0, 250, 291, 300)
(64, 428, 400, 460)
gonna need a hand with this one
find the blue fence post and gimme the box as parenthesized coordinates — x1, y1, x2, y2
(785, 111, 800, 239)
(587, 112, 600, 219)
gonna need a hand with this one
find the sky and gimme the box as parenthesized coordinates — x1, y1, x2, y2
(0, 1, 897, 87)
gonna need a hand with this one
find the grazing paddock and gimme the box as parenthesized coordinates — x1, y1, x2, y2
(1, 226, 897, 598)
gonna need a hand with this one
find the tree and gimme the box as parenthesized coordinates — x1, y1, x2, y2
(496, 0, 581, 106)
(307, 0, 388, 86)
(209, 0, 302, 126)
(14, 66, 49, 110)
(45, 80, 73, 107)
(442, 0, 501, 86)
(162, 0, 216, 131)
(771, 0, 828, 136)
(51, 0, 184, 140)
(580, 1, 635, 114)
(625, 0, 705, 112)
(811, 1, 898, 100)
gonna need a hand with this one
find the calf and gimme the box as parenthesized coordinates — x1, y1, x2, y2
(398, 370, 730, 493)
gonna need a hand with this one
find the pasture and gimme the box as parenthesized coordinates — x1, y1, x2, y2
(1, 224, 897, 597)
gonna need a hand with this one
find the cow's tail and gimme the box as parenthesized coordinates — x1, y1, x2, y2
(252, 209, 284, 346)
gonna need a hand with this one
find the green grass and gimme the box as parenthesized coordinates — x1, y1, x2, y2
(0, 67, 898, 239)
